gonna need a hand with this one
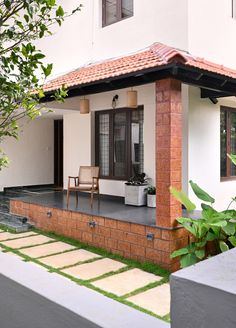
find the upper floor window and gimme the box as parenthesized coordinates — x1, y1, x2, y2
(102, 0, 133, 27)
(232, 0, 236, 18)
(220, 107, 236, 179)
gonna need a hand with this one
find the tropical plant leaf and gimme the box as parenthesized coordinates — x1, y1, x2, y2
(209, 220, 227, 228)
(206, 231, 217, 241)
(171, 248, 189, 258)
(177, 217, 198, 236)
(180, 253, 198, 268)
(195, 249, 205, 260)
(169, 186, 196, 212)
(219, 241, 229, 252)
(222, 222, 236, 236)
(229, 236, 236, 247)
(189, 180, 215, 204)
(227, 153, 236, 166)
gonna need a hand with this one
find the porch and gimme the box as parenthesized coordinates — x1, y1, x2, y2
(9, 190, 189, 272)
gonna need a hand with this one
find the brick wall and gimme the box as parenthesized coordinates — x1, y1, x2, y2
(10, 199, 189, 272)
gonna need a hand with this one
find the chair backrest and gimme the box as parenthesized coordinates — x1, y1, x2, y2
(79, 166, 99, 184)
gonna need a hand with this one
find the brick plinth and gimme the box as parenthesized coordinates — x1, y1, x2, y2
(10, 199, 189, 272)
(156, 79, 182, 228)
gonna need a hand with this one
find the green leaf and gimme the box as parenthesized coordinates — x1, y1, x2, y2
(206, 231, 217, 241)
(227, 154, 236, 166)
(189, 180, 215, 204)
(171, 248, 189, 258)
(177, 218, 197, 236)
(219, 241, 229, 252)
(229, 236, 236, 247)
(195, 249, 205, 260)
(38, 89, 45, 99)
(209, 221, 227, 228)
(180, 254, 198, 268)
(42, 63, 53, 77)
(56, 5, 64, 17)
(222, 222, 236, 236)
(169, 186, 196, 212)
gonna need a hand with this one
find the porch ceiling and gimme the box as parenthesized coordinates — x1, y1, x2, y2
(42, 42, 236, 102)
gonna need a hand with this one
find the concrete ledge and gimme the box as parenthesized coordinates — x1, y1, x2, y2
(0, 252, 169, 328)
(171, 248, 236, 328)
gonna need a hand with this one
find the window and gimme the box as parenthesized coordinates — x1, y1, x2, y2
(102, 0, 133, 27)
(220, 107, 236, 179)
(233, 0, 236, 18)
(95, 107, 144, 180)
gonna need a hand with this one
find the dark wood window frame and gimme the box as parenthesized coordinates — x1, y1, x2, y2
(102, 0, 133, 27)
(95, 106, 144, 180)
(221, 106, 236, 181)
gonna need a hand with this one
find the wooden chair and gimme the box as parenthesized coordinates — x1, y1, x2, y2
(67, 166, 100, 208)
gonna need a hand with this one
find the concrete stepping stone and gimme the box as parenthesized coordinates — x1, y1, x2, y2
(38, 249, 101, 268)
(0, 231, 37, 242)
(62, 258, 127, 280)
(20, 242, 76, 258)
(92, 268, 162, 296)
(127, 283, 170, 317)
(1, 235, 53, 249)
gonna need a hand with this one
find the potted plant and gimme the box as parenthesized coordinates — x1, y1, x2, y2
(145, 186, 156, 208)
(124, 173, 148, 206)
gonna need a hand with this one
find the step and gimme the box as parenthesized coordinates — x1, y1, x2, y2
(0, 211, 34, 233)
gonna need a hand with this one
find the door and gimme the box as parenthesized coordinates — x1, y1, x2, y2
(54, 120, 63, 188)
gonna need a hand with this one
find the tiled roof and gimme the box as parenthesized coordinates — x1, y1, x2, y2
(43, 42, 236, 93)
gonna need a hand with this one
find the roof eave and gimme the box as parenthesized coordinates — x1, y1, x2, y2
(42, 63, 236, 103)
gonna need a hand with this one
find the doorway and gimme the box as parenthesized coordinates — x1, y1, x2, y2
(54, 120, 63, 188)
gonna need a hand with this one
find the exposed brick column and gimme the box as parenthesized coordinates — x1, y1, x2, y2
(156, 79, 182, 228)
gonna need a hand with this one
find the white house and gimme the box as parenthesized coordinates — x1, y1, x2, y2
(2, 0, 236, 220)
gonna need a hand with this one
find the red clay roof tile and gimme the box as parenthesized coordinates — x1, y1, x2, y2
(43, 42, 236, 93)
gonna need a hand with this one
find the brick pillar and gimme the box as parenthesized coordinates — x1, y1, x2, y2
(156, 79, 182, 228)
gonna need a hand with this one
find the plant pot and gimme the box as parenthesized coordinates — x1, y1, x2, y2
(147, 194, 156, 208)
(125, 184, 147, 206)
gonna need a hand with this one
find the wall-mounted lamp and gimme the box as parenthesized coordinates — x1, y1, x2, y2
(112, 94, 119, 109)
(146, 233, 154, 241)
(127, 89, 138, 108)
(88, 221, 96, 228)
(80, 98, 90, 114)
(47, 211, 52, 218)
(209, 97, 218, 105)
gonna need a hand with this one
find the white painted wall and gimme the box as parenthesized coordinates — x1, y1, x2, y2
(0, 118, 54, 190)
(62, 83, 156, 196)
(63, 112, 91, 189)
(188, 86, 236, 210)
(188, 0, 236, 68)
(38, 0, 188, 77)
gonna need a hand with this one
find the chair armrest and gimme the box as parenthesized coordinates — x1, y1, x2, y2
(92, 177, 99, 189)
(68, 176, 79, 187)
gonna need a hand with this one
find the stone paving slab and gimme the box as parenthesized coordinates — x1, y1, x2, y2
(1, 235, 53, 249)
(62, 258, 127, 280)
(92, 268, 162, 296)
(20, 242, 76, 258)
(0, 231, 37, 242)
(38, 249, 101, 268)
(0, 252, 169, 328)
(127, 283, 170, 317)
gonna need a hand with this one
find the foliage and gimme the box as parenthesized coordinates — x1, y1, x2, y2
(125, 172, 148, 186)
(170, 177, 236, 268)
(0, 0, 82, 168)
(145, 186, 156, 195)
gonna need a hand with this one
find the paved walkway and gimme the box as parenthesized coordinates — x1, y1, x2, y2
(0, 229, 170, 327)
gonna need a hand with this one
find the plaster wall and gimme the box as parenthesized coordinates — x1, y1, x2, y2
(188, 86, 236, 210)
(0, 118, 54, 190)
(62, 83, 156, 196)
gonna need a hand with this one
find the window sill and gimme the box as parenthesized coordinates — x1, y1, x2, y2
(102, 15, 133, 28)
(221, 177, 236, 182)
